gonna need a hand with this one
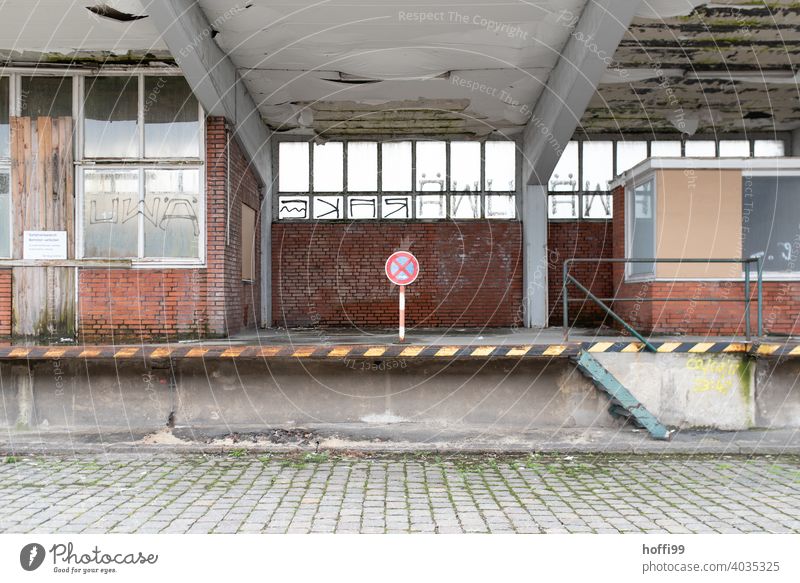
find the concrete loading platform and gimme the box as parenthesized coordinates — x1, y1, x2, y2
(1, 328, 799, 451)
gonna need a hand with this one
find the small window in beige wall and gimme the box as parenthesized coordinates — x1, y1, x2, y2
(241, 203, 256, 281)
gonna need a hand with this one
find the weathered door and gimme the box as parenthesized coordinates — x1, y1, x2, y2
(10, 116, 75, 339)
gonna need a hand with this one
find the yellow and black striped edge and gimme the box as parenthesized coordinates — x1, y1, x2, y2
(0, 340, 788, 361)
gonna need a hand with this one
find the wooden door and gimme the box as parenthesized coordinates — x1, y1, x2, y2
(10, 116, 75, 339)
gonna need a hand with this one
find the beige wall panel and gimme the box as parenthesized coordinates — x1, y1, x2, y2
(656, 169, 742, 278)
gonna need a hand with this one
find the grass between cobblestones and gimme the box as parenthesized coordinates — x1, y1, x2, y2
(0, 453, 798, 534)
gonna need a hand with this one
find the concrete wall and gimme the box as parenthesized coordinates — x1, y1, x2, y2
(2, 353, 798, 434)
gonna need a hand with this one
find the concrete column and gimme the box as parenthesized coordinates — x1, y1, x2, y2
(522, 184, 548, 327)
(260, 184, 272, 327)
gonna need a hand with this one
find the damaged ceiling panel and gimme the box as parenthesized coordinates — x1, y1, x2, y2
(0, 0, 170, 64)
(583, 0, 800, 134)
(199, 0, 588, 136)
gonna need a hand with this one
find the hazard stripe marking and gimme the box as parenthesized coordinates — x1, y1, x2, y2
(150, 348, 173, 359)
(621, 343, 643, 353)
(114, 348, 138, 358)
(435, 346, 459, 357)
(506, 346, 532, 356)
(364, 347, 387, 357)
(78, 349, 102, 358)
(588, 342, 614, 353)
(471, 346, 495, 357)
(292, 347, 317, 358)
(657, 342, 681, 353)
(398, 346, 423, 357)
(327, 347, 352, 358)
(543, 345, 567, 356)
(757, 344, 780, 356)
(689, 342, 715, 353)
(186, 348, 209, 358)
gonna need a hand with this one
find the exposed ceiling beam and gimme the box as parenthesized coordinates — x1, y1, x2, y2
(523, 0, 642, 186)
(145, 0, 271, 185)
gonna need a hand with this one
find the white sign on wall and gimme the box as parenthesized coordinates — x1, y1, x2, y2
(23, 231, 68, 260)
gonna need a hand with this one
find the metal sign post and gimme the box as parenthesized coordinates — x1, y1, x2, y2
(385, 251, 419, 343)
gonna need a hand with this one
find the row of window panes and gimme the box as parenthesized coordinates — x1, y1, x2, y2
(82, 168, 201, 259)
(550, 139, 786, 192)
(278, 140, 516, 193)
(548, 193, 613, 220)
(278, 194, 516, 220)
(0, 74, 201, 160)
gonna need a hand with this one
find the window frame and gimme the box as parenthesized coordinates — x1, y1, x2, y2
(272, 136, 521, 223)
(624, 172, 657, 282)
(77, 164, 205, 265)
(75, 70, 206, 267)
(0, 75, 11, 258)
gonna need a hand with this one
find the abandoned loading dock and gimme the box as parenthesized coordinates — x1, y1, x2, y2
(1, 0, 800, 441)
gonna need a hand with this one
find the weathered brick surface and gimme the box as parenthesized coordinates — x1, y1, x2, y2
(78, 117, 262, 342)
(272, 222, 523, 327)
(547, 221, 613, 327)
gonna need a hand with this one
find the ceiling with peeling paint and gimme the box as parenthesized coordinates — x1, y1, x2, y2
(1, 0, 799, 137)
(584, 0, 800, 135)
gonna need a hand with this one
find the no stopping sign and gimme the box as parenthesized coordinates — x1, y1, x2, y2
(385, 251, 419, 286)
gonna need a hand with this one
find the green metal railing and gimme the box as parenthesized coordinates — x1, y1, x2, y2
(562, 258, 764, 351)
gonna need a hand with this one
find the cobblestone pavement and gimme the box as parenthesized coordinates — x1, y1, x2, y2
(0, 453, 799, 534)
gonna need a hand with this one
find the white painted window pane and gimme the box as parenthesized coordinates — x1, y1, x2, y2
(719, 140, 750, 157)
(20, 76, 72, 119)
(450, 141, 480, 192)
(278, 142, 309, 192)
(549, 141, 578, 191)
(582, 193, 613, 219)
(754, 140, 785, 157)
(84, 76, 139, 158)
(381, 142, 412, 191)
(0, 77, 8, 159)
(582, 141, 613, 191)
(278, 196, 309, 219)
(313, 195, 343, 219)
(0, 170, 9, 257)
(144, 76, 200, 158)
(685, 140, 716, 157)
(347, 195, 378, 219)
(346, 142, 377, 191)
(548, 194, 579, 219)
(450, 194, 480, 218)
(313, 142, 343, 192)
(629, 179, 655, 276)
(416, 141, 446, 191)
(381, 195, 411, 219)
(485, 141, 516, 191)
(615, 141, 647, 175)
(83, 169, 139, 258)
(650, 140, 681, 157)
(144, 169, 201, 258)
(416, 194, 446, 218)
(485, 195, 515, 219)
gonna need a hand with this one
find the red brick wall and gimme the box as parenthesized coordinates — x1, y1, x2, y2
(610, 184, 800, 336)
(0, 270, 10, 336)
(272, 222, 522, 328)
(547, 221, 613, 327)
(78, 117, 262, 342)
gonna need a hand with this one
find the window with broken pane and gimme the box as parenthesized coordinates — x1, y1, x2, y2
(0, 169, 10, 258)
(0, 77, 9, 160)
(144, 76, 200, 158)
(84, 76, 139, 158)
(21, 76, 73, 119)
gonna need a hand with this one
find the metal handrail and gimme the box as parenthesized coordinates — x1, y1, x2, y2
(562, 257, 764, 350)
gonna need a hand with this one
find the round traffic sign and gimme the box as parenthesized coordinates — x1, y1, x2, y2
(385, 251, 419, 286)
